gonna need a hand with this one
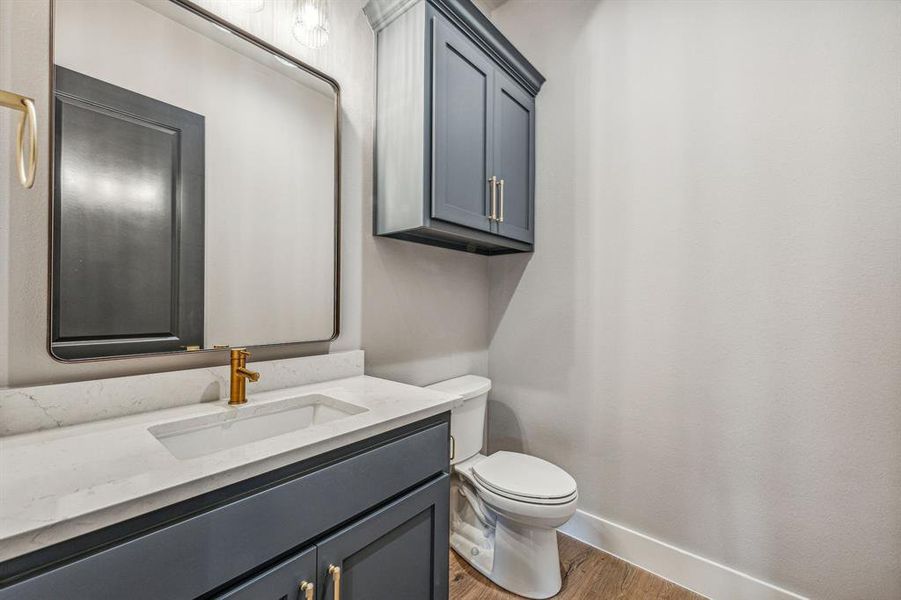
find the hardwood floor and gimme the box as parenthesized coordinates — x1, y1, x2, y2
(449, 533, 706, 600)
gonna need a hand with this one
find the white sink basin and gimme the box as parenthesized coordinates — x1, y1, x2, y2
(149, 393, 368, 459)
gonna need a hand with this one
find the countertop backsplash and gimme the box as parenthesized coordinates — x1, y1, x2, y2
(0, 350, 364, 437)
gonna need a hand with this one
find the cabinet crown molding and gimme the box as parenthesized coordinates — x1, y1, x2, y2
(363, 0, 545, 95)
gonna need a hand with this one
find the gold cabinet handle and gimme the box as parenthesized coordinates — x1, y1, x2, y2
(328, 564, 341, 600)
(498, 179, 505, 223)
(0, 89, 37, 189)
(299, 580, 314, 600)
(488, 176, 498, 221)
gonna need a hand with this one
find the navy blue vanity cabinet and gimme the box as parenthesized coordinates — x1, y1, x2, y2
(317, 476, 449, 600)
(217, 476, 449, 600)
(367, 0, 544, 255)
(0, 414, 450, 600)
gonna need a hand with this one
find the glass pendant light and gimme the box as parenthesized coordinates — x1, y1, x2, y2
(292, 0, 330, 49)
(227, 0, 265, 13)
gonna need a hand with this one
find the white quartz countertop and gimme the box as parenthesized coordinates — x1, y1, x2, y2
(0, 375, 459, 562)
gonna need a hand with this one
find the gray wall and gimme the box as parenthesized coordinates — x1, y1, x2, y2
(0, 0, 488, 387)
(0, 0, 14, 387)
(362, 236, 489, 386)
(486, 1, 901, 599)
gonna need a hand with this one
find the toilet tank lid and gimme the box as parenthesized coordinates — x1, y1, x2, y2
(426, 375, 491, 400)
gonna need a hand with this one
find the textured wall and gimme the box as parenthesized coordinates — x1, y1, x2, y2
(362, 236, 489, 386)
(0, 0, 13, 387)
(486, 1, 901, 599)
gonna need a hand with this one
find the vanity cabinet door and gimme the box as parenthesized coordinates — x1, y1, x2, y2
(431, 14, 494, 232)
(492, 70, 535, 244)
(316, 475, 449, 600)
(216, 546, 316, 600)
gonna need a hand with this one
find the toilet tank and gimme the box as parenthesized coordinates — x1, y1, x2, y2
(426, 375, 492, 465)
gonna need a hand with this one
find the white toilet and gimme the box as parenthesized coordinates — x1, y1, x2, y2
(427, 375, 578, 599)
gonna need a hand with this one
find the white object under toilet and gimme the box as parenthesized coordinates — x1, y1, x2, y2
(427, 376, 578, 599)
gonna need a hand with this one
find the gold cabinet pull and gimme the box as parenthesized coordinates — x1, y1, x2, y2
(328, 564, 341, 600)
(0, 89, 37, 189)
(498, 179, 505, 223)
(488, 176, 498, 221)
(299, 580, 314, 600)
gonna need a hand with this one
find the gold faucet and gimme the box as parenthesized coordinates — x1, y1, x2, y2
(229, 348, 260, 405)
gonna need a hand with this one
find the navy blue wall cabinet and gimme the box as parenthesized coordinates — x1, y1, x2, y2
(366, 0, 544, 255)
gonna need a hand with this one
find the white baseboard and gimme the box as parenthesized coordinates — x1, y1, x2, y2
(558, 510, 808, 600)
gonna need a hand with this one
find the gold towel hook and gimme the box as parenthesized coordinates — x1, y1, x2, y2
(0, 89, 37, 189)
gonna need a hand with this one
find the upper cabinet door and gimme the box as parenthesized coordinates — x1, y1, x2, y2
(431, 16, 494, 232)
(316, 476, 449, 600)
(492, 70, 535, 244)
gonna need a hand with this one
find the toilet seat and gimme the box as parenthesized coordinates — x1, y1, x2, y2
(454, 453, 579, 529)
(471, 451, 578, 506)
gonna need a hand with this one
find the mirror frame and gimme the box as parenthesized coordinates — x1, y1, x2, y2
(46, 0, 341, 363)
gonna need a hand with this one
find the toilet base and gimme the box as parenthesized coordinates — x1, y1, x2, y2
(451, 478, 563, 599)
(501, 517, 564, 599)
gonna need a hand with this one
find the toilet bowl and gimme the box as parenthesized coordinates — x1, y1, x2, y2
(427, 376, 578, 599)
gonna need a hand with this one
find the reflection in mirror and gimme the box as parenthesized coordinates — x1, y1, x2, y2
(51, 0, 339, 360)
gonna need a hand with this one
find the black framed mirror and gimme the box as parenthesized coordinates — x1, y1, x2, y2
(49, 0, 340, 361)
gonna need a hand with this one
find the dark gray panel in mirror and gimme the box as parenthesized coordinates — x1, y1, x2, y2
(57, 101, 177, 337)
(53, 67, 205, 359)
